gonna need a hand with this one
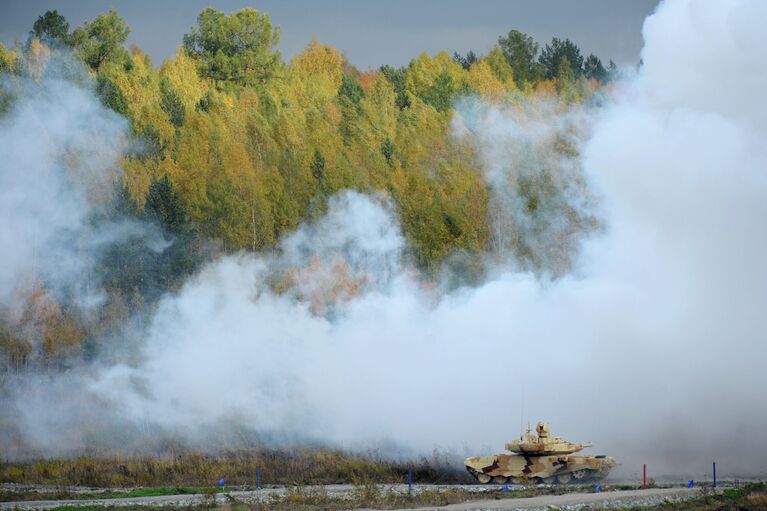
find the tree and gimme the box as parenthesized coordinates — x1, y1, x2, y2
(311, 149, 326, 186)
(110, 180, 139, 218)
(381, 137, 395, 166)
(144, 175, 190, 236)
(96, 74, 130, 117)
(498, 30, 543, 86)
(380, 65, 410, 109)
(201, 179, 249, 250)
(70, 9, 130, 71)
(484, 46, 514, 84)
(555, 55, 580, 103)
(338, 73, 364, 113)
(0, 43, 20, 76)
(144, 175, 200, 289)
(422, 71, 455, 113)
(583, 53, 607, 82)
(30, 10, 70, 45)
(182, 7, 281, 86)
(453, 50, 477, 70)
(160, 77, 186, 127)
(539, 37, 583, 79)
(607, 59, 618, 80)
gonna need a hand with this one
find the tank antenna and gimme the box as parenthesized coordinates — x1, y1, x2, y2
(519, 383, 525, 436)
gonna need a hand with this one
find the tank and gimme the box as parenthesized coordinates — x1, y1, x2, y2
(464, 421, 617, 485)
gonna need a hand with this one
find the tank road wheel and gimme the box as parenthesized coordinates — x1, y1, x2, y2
(493, 476, 508, 484)
(542, 476, 556, 485)
(572, 469, 589, 480)
(556, 473, 572, 484)
(476, 473, 492, 484)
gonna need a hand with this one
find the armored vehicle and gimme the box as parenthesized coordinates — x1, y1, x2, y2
(464, 421, 616, 484)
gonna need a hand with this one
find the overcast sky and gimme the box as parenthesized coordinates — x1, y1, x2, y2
(0, 0, 660, 69)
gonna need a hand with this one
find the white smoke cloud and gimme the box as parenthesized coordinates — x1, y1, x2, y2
(2, 0, 767, 480)
(452, 96, 599, 276)
(0, 65, 133, 310)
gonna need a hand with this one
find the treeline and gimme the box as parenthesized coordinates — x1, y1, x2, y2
(0, 8, 611, 370)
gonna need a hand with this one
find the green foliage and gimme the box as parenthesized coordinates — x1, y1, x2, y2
(159, 78, 185, 127)
(453, 50, 477, 70)
(201, 179, 249, 250)
(539, 37, 583, 79)
(144, 175, 190, 236)
(381, 137, 395, 166)
(554, 56, 581, 104)
(30, 10, 70, 45)
(556, 56, 575, 86)
(338, 73, 364, 113)
(498, 29, 543, 86)
(380, 65, 410, 109)
(310, 149, 326, 185)
(138, 124, 166, 158)
(584, 53, 608, 82)
(421, 71, 455, 113)
(70, 9, 130, 71)
(195, 91, 212, 112)
(95, 74, 130, 118)
(182, 7, 281, 86)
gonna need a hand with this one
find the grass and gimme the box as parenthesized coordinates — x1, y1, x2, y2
(0, 448, 467, 488)
(36, 483, 602, 511)
(0, 486, 221, 502)
(616, 482, 767, 511)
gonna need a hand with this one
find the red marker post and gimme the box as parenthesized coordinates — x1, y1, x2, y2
(643, 464, 647, 489)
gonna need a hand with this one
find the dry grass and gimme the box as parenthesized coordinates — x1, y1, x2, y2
(0, 449, 469, 487)
(745, 491, 767, 507)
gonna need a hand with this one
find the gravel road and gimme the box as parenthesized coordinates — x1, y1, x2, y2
(374, 487, 700, 510)
(0, 485, 700, 510)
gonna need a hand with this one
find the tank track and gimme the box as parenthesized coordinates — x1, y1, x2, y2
(466, 466, 607, 485)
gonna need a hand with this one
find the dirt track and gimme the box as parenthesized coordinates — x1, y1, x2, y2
(378, 486, 700, 510)
(0, 485, 700, 510)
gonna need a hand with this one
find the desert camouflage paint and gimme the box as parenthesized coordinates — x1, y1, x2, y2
(464, 421, 616, 484)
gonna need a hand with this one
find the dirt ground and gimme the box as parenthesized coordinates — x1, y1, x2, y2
(0, 484, 700, 510)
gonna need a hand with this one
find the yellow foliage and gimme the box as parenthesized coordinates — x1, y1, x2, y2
(484, 46, 514, 85)
(290, 38, 344, 106)
(84, 34, 593, 271)
(360, 75, 398, 139)
(468, 60, 507, 100)
(159, 50, 207, 112)
(25, 39, 50, 81)
(0, 42, 20, 73)
(405, 51, 466, 99)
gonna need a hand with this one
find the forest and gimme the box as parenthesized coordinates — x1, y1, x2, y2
(0, 7, 612, 374)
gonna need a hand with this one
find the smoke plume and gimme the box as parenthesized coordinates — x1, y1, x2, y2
(2, 0, 766, 479)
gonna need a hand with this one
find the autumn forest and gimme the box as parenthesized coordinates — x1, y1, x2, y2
(0, 8, 612, 374)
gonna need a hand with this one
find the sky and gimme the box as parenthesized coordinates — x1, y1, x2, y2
(0, 0, 660, 70)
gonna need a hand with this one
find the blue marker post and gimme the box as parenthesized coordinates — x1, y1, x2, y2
(502, 483, 509, 493)
(407, 468, 413, 493)
(219, 477, 225, 492)
(256, 467, 261, 490)
(687, 480, 694, 488)
(713, 462, 717, 489)
(595, 483, 601, 493)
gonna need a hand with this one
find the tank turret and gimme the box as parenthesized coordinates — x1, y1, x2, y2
(505, 421, 593, 455)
